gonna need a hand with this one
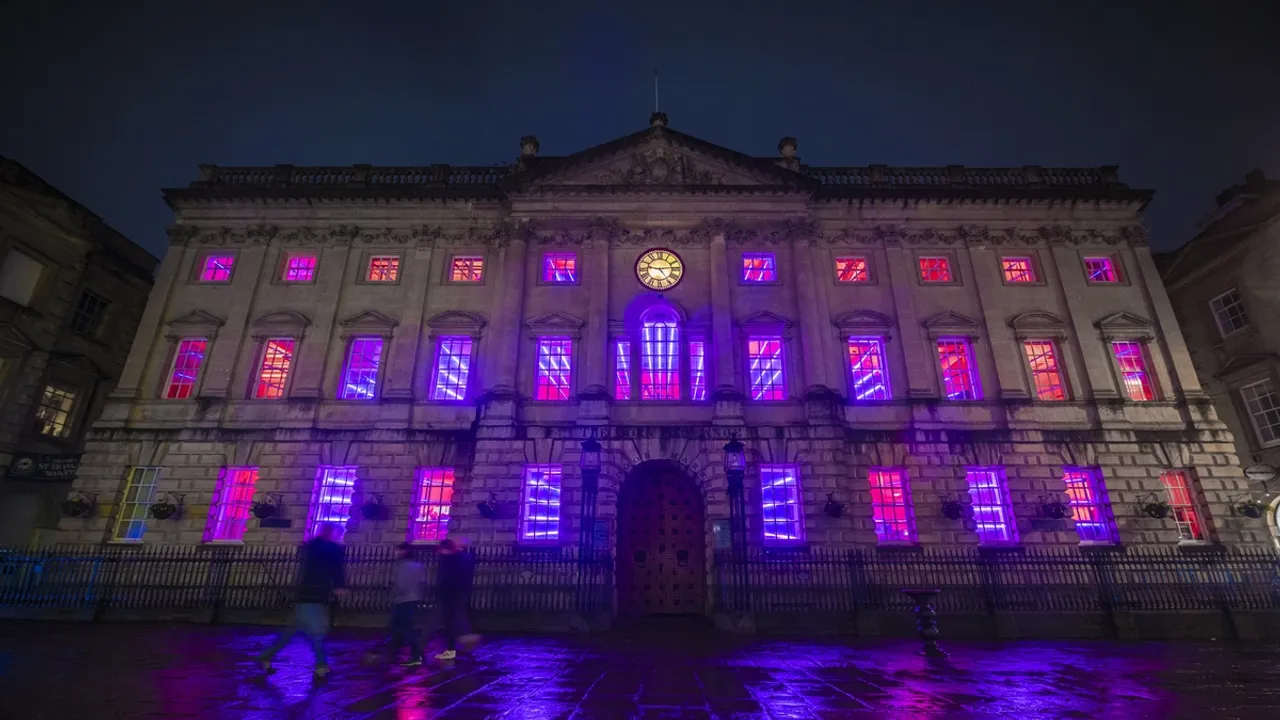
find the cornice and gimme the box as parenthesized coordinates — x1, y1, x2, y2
(180, 223, 514, 249)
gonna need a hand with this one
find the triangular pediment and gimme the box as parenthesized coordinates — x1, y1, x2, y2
(833, 310, 895, 333)
(166, 309, 226, 333)
(1214, 353, 1279, 380)
(1094, 311, 1152, 330)
(0, 321, 38, 351)
(737, 311, 793, 329)
(526, 312, 585, 332)
(339, 310, 398, 337)
(48, 352, 108, 379)
(426, 310, 488, 331)
(922, 311, 981, 330)
(250, 309, 311, 338)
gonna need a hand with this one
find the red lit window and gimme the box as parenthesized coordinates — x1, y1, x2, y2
(919, 256, 952, 282)
(1001, 257, 1036, 283)
(253, 338, 296, 399)
(307, 466, 357, 538)
(614, 340, 632, 401)
(937, 339, 980, 400)
(1062, 468, 1118, 543)
(689, 340, 707, 401)
(542, 253, 577, 283)
(847, 337, 890, 401)
(339, 337, 383, 400)
(200, 255, 235, 283)
(534, 337, 572, 401)
(835, 257, 870, 283)
(747, 336, 786, 401)
(1084, 257, 1119, 283)
(409, 467, 454, 543)
(283, 254, 317, 282)
(165, 338, 208, 399)
(1111, 341, 1154, 401)
(869, 469, 915, 543)
(965, 468, 1017, 544)
(431, 336, 473, 401)
(204, 467, 258, 542)
(1023, 340, 1066, 401)
(367, 256, 400, 282)
(760, 465, 803, 543)
(640, 307, 680, 400)
(1159, 470, 1205, 541)
(519, 465, 562, 542)
(450, 256, 484, 282)
(742, 253, 777, 283)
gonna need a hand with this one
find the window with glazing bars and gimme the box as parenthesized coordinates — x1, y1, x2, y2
(641, 308, 680, 400)
(847, 337, 890, 401)
(164, 339, 208, 399)
(614, 339, 632, 400)
(200, 255, 235, 282)
(519, 465, 562, 542)
(964, 468, 1016, 543)
(1001, 257, 1036, 283)
(70, 290, 109, 336)
(409, 467, 455, 543)
(1159, 470, 1205, 541)
(1241, 379, 1280, 446)
(1062, 468, 1117, 543)
(367, 256, 400, 282)
(835, 257, 870, 283)
(450, 256, 484, 282)
(339, 337, 383, 399)
(1023, 340, 1066, 401)
(747, 336, 785, 400)
(253, 339, 296, 399)
(1110, 341, 1154, 401)
(919, 256, 952, 282)
(1210, 289, 1248, 337)
(534, 337, 572, 400)
(283, 253, 317, 282)
(741, 253, 777, 282)
(760, 465, 803, 543)
(307, 466, 357, 538)
(937, 339, 980, 400)
(34, 384, 76, 438)
(1084, 257, 1118, 282)
(112, 467, 161, 541)
(868, 469, 915, 542)
(542, 253, 577, 283)
(431, 336, 473, 401)
(204, 467, 259, 542)
(689, 340, 707, 401)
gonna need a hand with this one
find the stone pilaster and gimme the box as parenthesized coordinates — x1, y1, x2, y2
(791, 234, 832, 393)
(579, 230, 611, 398)
(1048, 246, 1117, 400)
(1132, 246, 1208, 402)
(382, 244, 433, 399)
(198, 247, 269, 398)
(967, 247, 1028, 399)
(289, 245, 355, 398)
(709, 231, 743, 421)
(111, 244, 187, 399)
(884, 247, 935, 398)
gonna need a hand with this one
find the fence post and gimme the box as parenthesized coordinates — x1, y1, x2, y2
(93, 546, 121, 623)
(204, 545, 236, 624)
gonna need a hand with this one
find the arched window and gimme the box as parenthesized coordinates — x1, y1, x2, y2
(640, 306, 680, 400)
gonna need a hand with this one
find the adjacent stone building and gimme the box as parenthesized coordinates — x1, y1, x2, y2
(0, 156, 158, 545)
(58, 115, 1267, 612)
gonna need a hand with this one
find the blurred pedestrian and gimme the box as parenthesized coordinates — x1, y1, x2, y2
(257, 522, 348, 678)
(367, 542, 425, 666)
(432, 538, 476, 661)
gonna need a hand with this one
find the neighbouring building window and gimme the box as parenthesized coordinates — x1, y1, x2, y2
(542, 252, 577, 283)
(367, 255, 400, 282)
(742, 252, 777, 283)
(431, 336, 474, 401)
(449, 256, 484, 282)
(519, 465, 562, 542)
(1110, 341, 1155, 401)
(307, 466, 358, 538)
(1159, 470, 1205, 541)
(409, 467, 455, 543)
(918, 256, 953, 282)
(534, 337, 572, 400)
(0, 250, 44, 306)
(760, 465, 804, 544)
(283, 253, 318, 282)
(165, 338, 208, 399)
(70, 290, 109, 336)
(689, 340, 707, 401)
(747, 336, 786, 401)
(869, 469, 915, 543)
(835, 256, 870, 283)
(253, 338, 296, 399)
(112, 467, 161, 542)
(964, 468, 1017, 544)
(1083, 256, 1119, 283)
(204, 467, 258, 542)
(339, 337, 383, 399)
(1001, 257, 1036, 283)
(34, 384, 77, 438)
(200, 255, 235, 283)
(847, 337, 891, 401)
(1062, 468, 1118, 543)
(936, 339, 980, 400)
(1023, 340, 1066, 401)
(614, 339, 632, 400)
(1210, 288, 1248, 337)
(1241, 379, 1280, 446)
(640, 307, 680, 400)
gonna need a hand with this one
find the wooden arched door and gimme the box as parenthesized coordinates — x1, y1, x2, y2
(617, 466, 707, 615)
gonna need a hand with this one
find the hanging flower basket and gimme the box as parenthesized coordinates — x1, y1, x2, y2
(941, 499, 969, 521)
(62, 497, 92, 518)
(251, 501, 277, 519)
(1236, 499, 1267, 519)
(149, 501, 178, 520)
(360, 502, 383, 521)
(824, 493, 846, 519)
(1041, 500, 1072, 520)
(1141, 500, 1172, 519)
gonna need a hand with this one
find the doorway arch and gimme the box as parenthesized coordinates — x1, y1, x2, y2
(616, 461, 708, 615)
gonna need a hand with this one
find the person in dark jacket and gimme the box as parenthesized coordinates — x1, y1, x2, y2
(366, 542, 426, 666)
(432, 538, 476, 661)
(257, 522, 347, 677)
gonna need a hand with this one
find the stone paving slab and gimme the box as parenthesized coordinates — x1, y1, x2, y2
(1, 622, 1279, 719)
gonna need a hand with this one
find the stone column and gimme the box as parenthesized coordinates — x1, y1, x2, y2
(579, 230, 611, 397)
(1049, 246, 1117, 400)
(709, 231, 743, 423)
(967, 247, 1028, 399)
(791, 234, 832, 393)
(884, 247, 935, 398)
(289, 244, 355, 398)
(1132, 245, 1207, 400)
(198, 247, 269, 398)
(111, 241, 188, 399)
(382, 243, 433, 399)
(485, 230, 529, 394)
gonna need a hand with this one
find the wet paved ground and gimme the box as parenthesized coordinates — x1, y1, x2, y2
(1, 622, 1279, 719)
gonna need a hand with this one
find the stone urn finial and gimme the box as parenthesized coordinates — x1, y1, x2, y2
(778, 137, 798, 158)
(520, 135, 540, 158)
(649, 111, 669, 128)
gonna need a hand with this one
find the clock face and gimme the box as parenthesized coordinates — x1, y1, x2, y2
(635, 248, 684, 291)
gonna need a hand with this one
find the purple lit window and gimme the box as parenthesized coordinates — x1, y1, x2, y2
(614, 339, 632, 400)
(1111, 341, 1155, 401)
(307, 466, 357, 538)
(283, 254, 317, 282)
(1062, 468, 1118, 543)
(204, 467, 258, 543)
(430, 336, 473, 401)
(253, 338, 296, 399)
(919, 256, 952, 282)
(409, 467, 454, 543)
(534, 337, 572, 401)
(542, 253, 577, 283)
(964, 468, 1017, 544)
(640, 308, 680, 400)
(339, 337, 383, 400)
(1001, 257, 1036, 283)
(689, 340, 707, 401)
(450, 256, 484, 282)
(367, 256, 400, 282)
(747, 336, 786, 401)
(165, 338, 208, 399)
(760, 465, 803, 543)
(742, 253, 777, 283)
(200, 255, 235, 283)
(1160, 470, 1205, 541)
(519, 465, 562, 542)
(835, 257, 870, 283)
(936, 339, 980, 400)
(869, 469, 915, 543)
(1084, 257, 1119, 283)
(1023, 340, 1066, 401)
(847, 337, 890, 401)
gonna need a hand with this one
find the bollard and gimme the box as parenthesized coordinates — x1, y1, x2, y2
(901, 588, 948, 659)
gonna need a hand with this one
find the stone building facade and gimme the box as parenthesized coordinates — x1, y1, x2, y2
(58, 116, 1268, 610)
(0, 156, 158, 546)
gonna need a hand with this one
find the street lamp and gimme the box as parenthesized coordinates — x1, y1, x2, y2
(722, 437, 750, 611)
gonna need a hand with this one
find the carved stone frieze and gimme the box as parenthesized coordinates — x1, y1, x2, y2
(181, 223, 511, 249)
(820, 223, 1148, 248)
(595, 147, 724, 186)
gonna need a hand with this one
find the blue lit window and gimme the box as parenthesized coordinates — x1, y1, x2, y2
(535, 337, 573, 400)
(519, 465, 562, 542)
(307, 466, 357, 538)
(641, 307, 680, 400)
(542, 253, 578, 283)
(339, 337, 383, 399)
(742, 253, 777, 283)
(614, 339, 632, 400)
(847, 337, 890, 401)
(1063, 468, 1118, 543)
(689, 340, 707, 401)
(431, 336, 473, 401)
(760, 465, 803, 544)
(964, 468, 1016, 544)
(747, 336, 786, 401)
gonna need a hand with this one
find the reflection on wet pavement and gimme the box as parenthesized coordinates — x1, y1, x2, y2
(2, 622, 1279, 718)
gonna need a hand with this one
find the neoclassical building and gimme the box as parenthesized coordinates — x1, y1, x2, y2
(59, 115, 1269, 611)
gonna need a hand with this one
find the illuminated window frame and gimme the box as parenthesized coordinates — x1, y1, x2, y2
(338, 336, 384, 400)
(1083, 256, 1121, 284)
(964, 467, 1017, 544)
(936, 338, 981, 400)
(834, 256, 871, 283)
(1110, 340, 1156, 402)
(34, 383, 77, 438)
(519, 464, 562, 543)
(409, 467, 455, 543)
(1062, 467, 1118, 543)
(165, 338, 209, 400)
(746, 336, 786, 401)
(1000, 256, 1037, 284)
(366, 255, 401, 283)
(1241, 379, 1280, 447)
(869, 468, 915, 543)
(741, 252, 778, 283)
(640, 307, 681, 400)
(534, 337, 573, 401)
(430, 336, 474, 402)
(252, 338, 297, 399)
(614, 339, 632, 401)
(689, 339, 708, 401)
(1159, 470, 1206, 541)
(112, 466, 162, 542)
(847, 337, 891, 401)
(204, 466, 258, 543)
(918, 255, 954, 283)
(760, 465, 804, 544)
(448, 255, 485, 283)
(198, 254, 236, 283)
(281, 252, 318, 283)
(307, 466, 358, 539)
(1022, 340, 1067, 401)
(540, 252, 578, 284)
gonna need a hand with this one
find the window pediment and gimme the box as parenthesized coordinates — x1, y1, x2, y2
(736, 311, 793, 336)
(426, 310, 488, 338)
(922, 311, 981, 339)
(1008, 311, 1068, 339)
(1215, 353, 1279, 382)
(833, 310, 895, 337)
(165, 309, 226, 340)
(0, 321, 38, 353)
(250, 309, 311, 339)
(1094, 310, 1154, 340)
(526, 311, 585, 339)
(48, 352, 107, 379)
(339, 309, 398, 338)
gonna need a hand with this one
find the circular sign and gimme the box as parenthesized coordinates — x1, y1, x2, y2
(635, 248, 684, 291)
(1245, 464, 1277, 483)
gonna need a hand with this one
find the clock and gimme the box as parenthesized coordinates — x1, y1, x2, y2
(635, 248, 684, 291)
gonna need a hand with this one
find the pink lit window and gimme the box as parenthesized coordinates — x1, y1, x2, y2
(534, 337, 572, 401)
(689, 340, 707, 401)
(307, 466, 357, 538)
(367, 256, 400, 282)
(431, 336, 473, 401)
(450, 256, 484, 282)
(200, 255, 235, 283)
(1111, 341, 1155, 401)
(1023, 340, 1066, 401)
(747, 336, 786, 401)
(1084, 257, 1119, 283)
(1062, 468, 1118, 543)
(283, 254, 317, 282)
(614, 340, 632, 400)
(869, 469, 915, 543)
(1001, 257, 1036, 283)
(937, 339, 980, 400)
(164, 338, 208, 399)
(519, 465, 562, 542)
(1160, 470, 1205, 540)
(339, 337, 383, 400)
(253, 338, 296, 399)
(640, 307, 680, 400)
(409, 467, 454, 543)
(964, 468, 1017, 544)
(835, 257, 870, 283)
(204, 467, 258, 542)
(919, 256, 952, 282)
(742, 253, 777, 283)
(542, 253, 577, 283)
(847, 337, 890, 401)
(760, 465, 803, 543)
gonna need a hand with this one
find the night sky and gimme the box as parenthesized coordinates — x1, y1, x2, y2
(3, 1, 1277, 260)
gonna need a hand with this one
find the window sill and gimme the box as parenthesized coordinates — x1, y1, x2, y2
(106, 539, 144, 545)
(874, 543, 922, 554)
(977, 544, 1024, 555)
(204, 540, 244, 545)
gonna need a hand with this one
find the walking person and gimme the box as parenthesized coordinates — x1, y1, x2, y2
(257, 522, 348, 678)
(366, 542, 426, 666)
(432, 538, 476, 661)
